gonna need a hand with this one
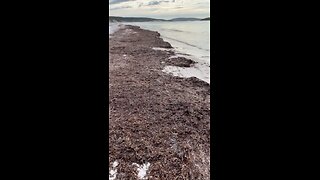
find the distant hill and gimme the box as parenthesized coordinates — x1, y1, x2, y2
(109, 16, 210, 22)
(201, 17, 210, 21)
(169, 18, 201, 21)
(109, 16, 166, 22)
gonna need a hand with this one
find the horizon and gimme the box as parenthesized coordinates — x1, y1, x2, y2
(109, 0, 210, 20)
(109, 15, 209, 20)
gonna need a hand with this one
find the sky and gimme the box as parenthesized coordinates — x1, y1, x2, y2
(109, 0, 210, 19)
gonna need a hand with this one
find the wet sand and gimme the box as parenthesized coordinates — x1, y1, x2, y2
(109, 25, 210, 179)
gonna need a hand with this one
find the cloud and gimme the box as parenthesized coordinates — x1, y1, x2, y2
(109, 0, 136, 5)
(110, 5, 132, 10)
(109, 0, 210, 19)
(147, 0, 170, 6)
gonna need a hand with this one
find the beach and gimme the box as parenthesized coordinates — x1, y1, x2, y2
(109, 25, 210, 179)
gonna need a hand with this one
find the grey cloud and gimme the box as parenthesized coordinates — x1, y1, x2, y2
(110, 5, 132, 10)
(147, 0, 170, 6)
(109, 0, 136, 5)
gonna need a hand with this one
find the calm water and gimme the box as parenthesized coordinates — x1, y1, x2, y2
(109, 21, 210, 83)
(125, 21, 210, 65)
(109, 22, 120, 35)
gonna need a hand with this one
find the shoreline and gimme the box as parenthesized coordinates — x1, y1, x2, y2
(110, 23, 210, 84)
(109, 25, 210, 179)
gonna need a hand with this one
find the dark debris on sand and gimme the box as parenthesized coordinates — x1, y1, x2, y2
(164, 57, 196, 67)
(109, 25, 210, 179)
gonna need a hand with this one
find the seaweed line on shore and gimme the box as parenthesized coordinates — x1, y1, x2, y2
(109, 25, 210, 179)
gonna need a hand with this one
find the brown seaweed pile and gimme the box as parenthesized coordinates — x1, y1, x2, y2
(109, 25, 210, 179)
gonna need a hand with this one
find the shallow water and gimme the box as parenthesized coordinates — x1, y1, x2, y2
(109, 22, 121, 36)
(109, 21, 210, 83)
(125, 21, 210, 64)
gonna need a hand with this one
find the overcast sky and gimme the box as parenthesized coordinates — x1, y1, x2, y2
(109, 0, 210, 19)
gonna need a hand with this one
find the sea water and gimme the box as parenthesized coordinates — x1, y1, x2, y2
(109, 22, 121, 36)
(110, 21, 210, 83)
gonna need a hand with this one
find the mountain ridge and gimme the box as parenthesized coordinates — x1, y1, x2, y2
(201, 17, 210, 21)
(109, 16, 210, 22)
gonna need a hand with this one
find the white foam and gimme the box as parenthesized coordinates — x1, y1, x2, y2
(163, 64, 210, 84)
(109, 23, 121, 36)
(155, 48, 210, 84)
(112, 161, 119, 168)
(109, 161, 119, 180)
(132, 162, 151, 179)
(152, 47, 172, 51)
(109, 169, 117, 180)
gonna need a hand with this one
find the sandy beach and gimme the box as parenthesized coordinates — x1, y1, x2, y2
(109, 25, 210, 179)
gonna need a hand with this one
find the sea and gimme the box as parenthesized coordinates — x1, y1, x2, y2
(109, 21, 210, 84)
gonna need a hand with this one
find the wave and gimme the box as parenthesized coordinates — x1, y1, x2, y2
(160, 28, 189, 33)
(109, 23, 122, 35)
(161, 35, 209, 52)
